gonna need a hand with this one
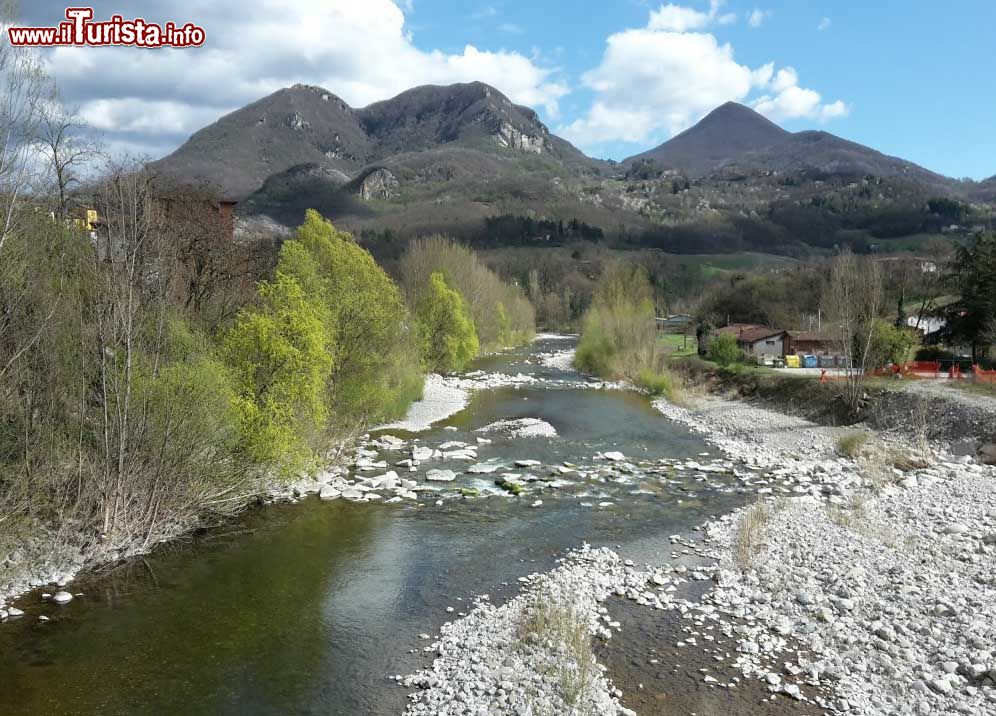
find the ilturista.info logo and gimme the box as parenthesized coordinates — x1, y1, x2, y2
(7, 7, 205, 48)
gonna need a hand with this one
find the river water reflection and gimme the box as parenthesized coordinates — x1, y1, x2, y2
(0, 337, 750, 715)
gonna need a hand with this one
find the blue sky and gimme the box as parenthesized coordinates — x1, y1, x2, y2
(405, 0, 995, 179)
(25, 0, 996, 179)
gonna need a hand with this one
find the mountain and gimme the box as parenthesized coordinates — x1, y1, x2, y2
(152, 82, 600, 200)
(152, 86, 992, 256)
(624, 102, 954, 193)
(625, 102, 790, 175)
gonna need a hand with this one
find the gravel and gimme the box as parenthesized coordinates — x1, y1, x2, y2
(401, 392, 996, 715)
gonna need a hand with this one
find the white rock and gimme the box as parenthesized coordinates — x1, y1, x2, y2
(426, 469, 457, 482)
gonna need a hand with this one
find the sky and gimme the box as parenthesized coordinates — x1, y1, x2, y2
(16, 0, 996, 180)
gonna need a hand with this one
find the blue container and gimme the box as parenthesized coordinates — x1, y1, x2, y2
(802, 354, 818, 369)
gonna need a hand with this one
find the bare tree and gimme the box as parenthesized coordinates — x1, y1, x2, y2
(826, 250, 885, 414)
(0, 1, 50, 252)
(38, 95, 99, 219)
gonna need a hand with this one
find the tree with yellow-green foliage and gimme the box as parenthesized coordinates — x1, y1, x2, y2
(223, 273, 332, 472)
(415, 272, 479, 373)
(282, 209, 420, 423)
(400, 236, 534, 352)
(223, 210, 422, 472)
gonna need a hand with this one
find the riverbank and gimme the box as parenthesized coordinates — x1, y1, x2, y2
(0, 339, 628, 623)
(400, 387, 996, 715)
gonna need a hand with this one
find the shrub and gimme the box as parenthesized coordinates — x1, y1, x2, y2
(707, 332, 741, 366)
(869, 319, 919, 367)
(836, 432, 870, 458)
(635, 369, 674, 398)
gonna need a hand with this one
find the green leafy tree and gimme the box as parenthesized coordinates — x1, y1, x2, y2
(284, 209, 416, 422)
(223, 274, 331, 472)
(707, 333, 741, 366)
(415, 272, 479, 373)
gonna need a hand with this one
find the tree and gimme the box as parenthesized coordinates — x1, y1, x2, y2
(707, 333, 741, 366)
(223, 273, 331, 471)
(38, 97, 98, 219)
(825, 249, 885, 413)
(415, 272, 478, 373)
(0, 5, 50, 253)
(575, 262, 658, 379)
(946, 233, 996, 363)
(400, 236, 534, 350)
(283, 209, 415, 422)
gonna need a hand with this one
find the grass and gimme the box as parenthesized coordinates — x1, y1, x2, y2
(827, 493, 870, 530)
(952, 380, 996, 397)
(734, 498, 782, 569)
(517, 595, 598, 713)
(658, 332, 696, 358)
(836, 432, 870, 458)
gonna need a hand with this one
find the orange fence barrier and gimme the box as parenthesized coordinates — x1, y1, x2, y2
(974, 365, 996, 384)
(822, 362, 989, 382)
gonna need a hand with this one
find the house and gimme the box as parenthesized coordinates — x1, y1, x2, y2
(785, 331, 837, 356)
(656, 314, 694, 333)
(717, 324, 787, 358)
(906, 314, 946, 336)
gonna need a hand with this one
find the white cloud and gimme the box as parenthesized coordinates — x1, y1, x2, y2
(770, 67, 798, 93)
(818, 17, 832, 31)
(747, 8, 769, 29)
(559, 3, 847, 150)
(35, 0, 567, 156)
(648, 0, 735, 32)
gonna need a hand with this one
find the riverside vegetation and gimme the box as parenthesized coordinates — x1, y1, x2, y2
(574, 262, 682, 400)
(1, 182, 534, 587)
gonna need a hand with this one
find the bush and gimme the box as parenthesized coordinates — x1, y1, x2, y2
(869, 320, 919, 367)
(707, 332, 741, 366)
(635, 369, 674, 398)
(836, 432, 870, 458)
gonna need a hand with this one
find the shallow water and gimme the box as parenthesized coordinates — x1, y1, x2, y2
(0, 337, 750, 715)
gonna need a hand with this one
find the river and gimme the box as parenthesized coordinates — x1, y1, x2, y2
(0, 336, 753, 715)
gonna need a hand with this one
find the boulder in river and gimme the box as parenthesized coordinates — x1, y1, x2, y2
(426, 469, 457, 482)
(52, 591, 73, 605)
(412, 446, 433, 461)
